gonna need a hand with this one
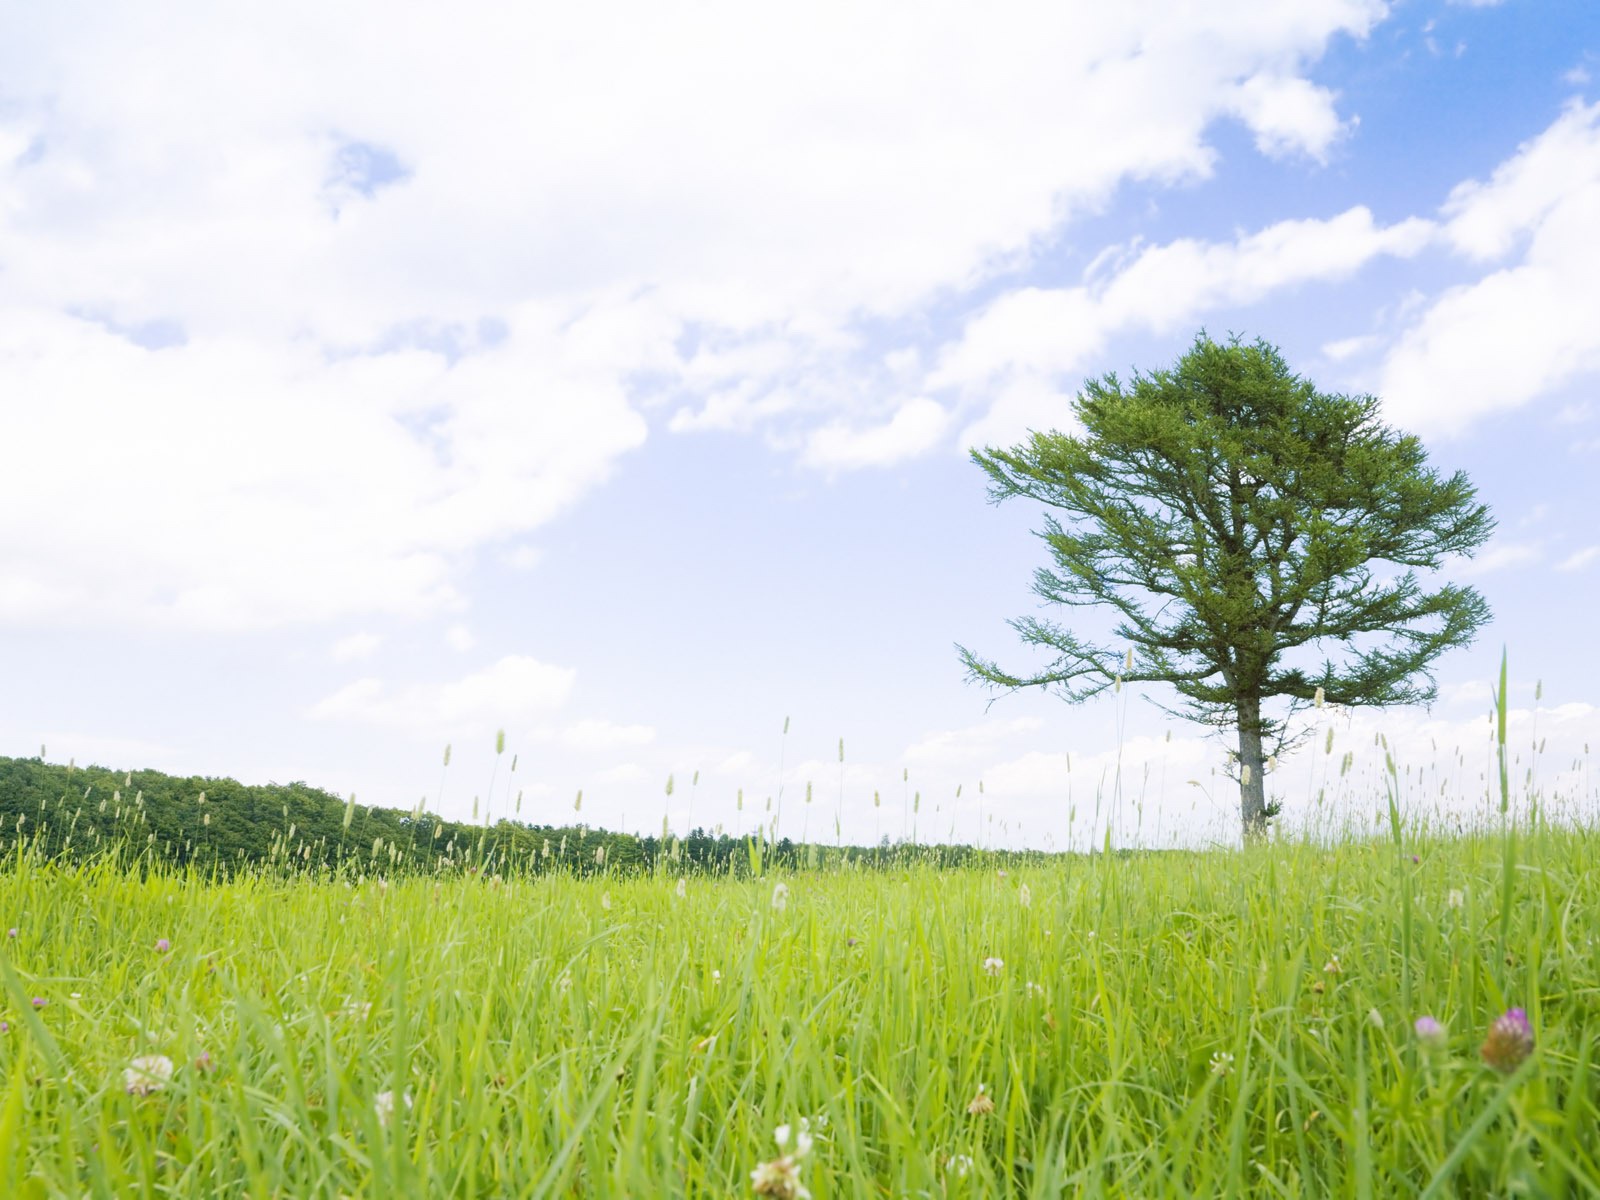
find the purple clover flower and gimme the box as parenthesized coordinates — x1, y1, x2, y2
(1413, 1015, 1446, 1047)
(155, 938, 170, 953)
(31, 997, 45, 1009)
(1480, 1007, 1534, 1073)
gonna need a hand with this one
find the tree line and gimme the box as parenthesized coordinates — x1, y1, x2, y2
(0, 755, 1058, 878)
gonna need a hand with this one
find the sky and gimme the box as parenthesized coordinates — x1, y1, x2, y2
(3, 1, 1598, 851)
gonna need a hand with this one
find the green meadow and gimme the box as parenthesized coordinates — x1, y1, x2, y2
(1, 806, 1597, 1197)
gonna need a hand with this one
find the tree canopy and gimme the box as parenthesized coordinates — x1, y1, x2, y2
(959, 333, 1493, 840)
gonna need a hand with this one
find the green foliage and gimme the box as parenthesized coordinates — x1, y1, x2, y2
(961, 333, 1493, 838)
(0, 817, 1595, 1195)
(0, 756, 1043, 880)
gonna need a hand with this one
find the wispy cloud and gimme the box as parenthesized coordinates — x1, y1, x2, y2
(308, 656, 576, 735)
(1454, 541, 1542, 576)
(1557, 546, 1600, 572)
(331, 632, 383, 663)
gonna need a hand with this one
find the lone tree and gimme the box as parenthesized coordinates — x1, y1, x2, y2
(959, 334, 1493, 841)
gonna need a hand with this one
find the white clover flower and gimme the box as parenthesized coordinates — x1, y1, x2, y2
(753, 1121, 813, 1198)
(982, 956, 1004, 976)
(124, 1054, 174, 1096)
(946, 1154, 974, 1178)
(374, 1089, 412, 1127)
(1209, 1051, 1234, 1077)
(749, 1156, 808, 1199)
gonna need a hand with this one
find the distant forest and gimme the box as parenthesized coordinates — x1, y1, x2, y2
(0, 756, 1052, 876)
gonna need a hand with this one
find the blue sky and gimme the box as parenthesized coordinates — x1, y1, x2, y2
(2, 1, 1597, 849)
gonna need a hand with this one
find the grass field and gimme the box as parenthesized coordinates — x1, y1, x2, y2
(1, 805, 1596, 1198)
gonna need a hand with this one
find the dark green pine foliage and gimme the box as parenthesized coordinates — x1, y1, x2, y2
(959, 334, 1494, 841)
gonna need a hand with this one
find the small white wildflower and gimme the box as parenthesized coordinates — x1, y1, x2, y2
(711, 969, 722, 983)
(124, 1054, 174, 1096)
(754, 1121, 813, 1198)
(374, 1089, 411, 1127)
(946, 1154, 974, 1178)
(1024, 981, 1045, 998)
(1209, 1051, 1234, 1077)
(771, 881, 789, 912)
(982, 956, 1004, 976)
(675, 877, 687, 899)
(1447, 888, 1464, 910)
(749, 1155, 808, 1199)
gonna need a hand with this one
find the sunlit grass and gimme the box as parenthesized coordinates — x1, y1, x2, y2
(1, 804, 1597, 1197)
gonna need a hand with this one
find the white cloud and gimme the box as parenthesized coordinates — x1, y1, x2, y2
(1454, 541, 1541, 576)
(555, 719, 657, 753)
(1442, 101, 1600, 261)
(904, 716, 1046, 769)
(935, 206, 1433, 446)
(0, 2, 1392, 629)
(307, 655, 576, 734)
(0, 307, 650, 630)
(1322, 333, 1381, 361)
(595, 763, 649, 786)
(1228, 72, 1350, 161)
(1381, 102, 1600, 434)
(500, 545, 542, 572)
(1557, 546, 1600, 572)
(36, 733, 182, 770)
(445, 624, 477, 652)
(801, 398, 952, 471)
(331, 632, 383, 662)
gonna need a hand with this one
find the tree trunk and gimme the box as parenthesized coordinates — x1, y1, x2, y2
(1236, 692, 1268, 843)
